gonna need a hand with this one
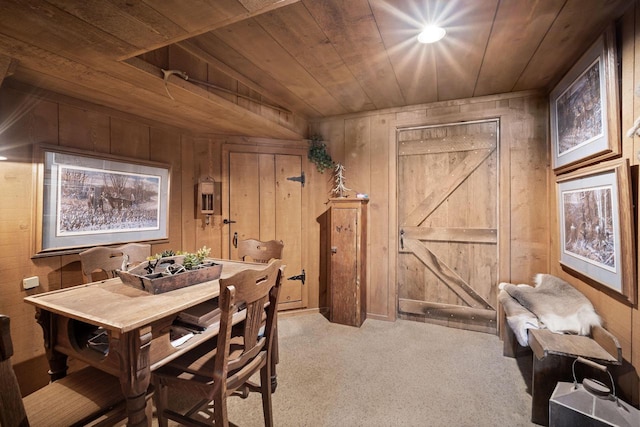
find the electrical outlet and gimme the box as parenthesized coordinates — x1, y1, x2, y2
(23, 276, 39, 290)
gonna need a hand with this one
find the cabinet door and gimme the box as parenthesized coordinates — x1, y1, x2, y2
(330, 207, 358, 325)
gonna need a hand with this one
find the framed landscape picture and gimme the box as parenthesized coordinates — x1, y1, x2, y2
(556, 158, 635, 304)
(34, 145, 171, 254)
(549, 26, 620, 173)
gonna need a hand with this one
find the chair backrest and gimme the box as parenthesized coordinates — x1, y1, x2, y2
(237, 239, 283, 263)
(0, 315, 30, 426)
(214, 260, 283, 391)
(79, 243, 151, 283)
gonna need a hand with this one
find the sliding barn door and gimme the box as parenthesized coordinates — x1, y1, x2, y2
(225, 148, 306, 310)
(397, 120, 498, 332)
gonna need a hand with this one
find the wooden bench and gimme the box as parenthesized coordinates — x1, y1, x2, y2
(498, 296, 622, 426)
(0, 314, 126, 427)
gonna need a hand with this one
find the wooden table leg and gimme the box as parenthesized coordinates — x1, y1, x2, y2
(34, 309, 68, 381)
(111, 327, 152, 427)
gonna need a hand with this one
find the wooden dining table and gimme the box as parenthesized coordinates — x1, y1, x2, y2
(24, 258, 272, 427)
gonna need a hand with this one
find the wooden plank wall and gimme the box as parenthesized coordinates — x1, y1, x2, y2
(0, 84, 315, 394)
(0, 84, 224, 394)
(623, 6, 640, 405)
(546, 6, 640, 404)
(307, 9, 640, 402)
(310, 91, 550, 323)
(1, 8, 638, 404)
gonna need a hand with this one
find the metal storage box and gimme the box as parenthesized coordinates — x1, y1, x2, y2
(550, 381, 639, 427)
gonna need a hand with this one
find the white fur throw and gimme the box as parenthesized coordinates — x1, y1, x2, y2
(498, 290, 539, 346)
(499, 274, 601, 336)
(626, 116, 640, 138)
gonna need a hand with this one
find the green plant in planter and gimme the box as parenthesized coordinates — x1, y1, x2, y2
(182, 253, 200, 270)
(147, 246, 211, 270)
(308, 134, 335, 173)
(182, 246, 211, 270)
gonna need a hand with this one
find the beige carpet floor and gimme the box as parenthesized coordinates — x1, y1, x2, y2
(152, 313, 536, 426)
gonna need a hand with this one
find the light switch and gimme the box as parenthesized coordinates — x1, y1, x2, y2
(23, 276, 39, 290)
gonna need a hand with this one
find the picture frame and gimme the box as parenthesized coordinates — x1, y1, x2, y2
(34, 145, 171, 255)
(556, 158, 635, 304)
(549, 26, 620, 174)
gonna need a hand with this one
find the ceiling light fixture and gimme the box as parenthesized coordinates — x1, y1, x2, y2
(0, 156, 7, 161)
(418, 25, 446, 44)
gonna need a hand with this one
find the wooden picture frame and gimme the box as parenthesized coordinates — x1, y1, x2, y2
(549, 26, 620, 174)
(556, 158, 635, 304)
(34, 145, 170, 255)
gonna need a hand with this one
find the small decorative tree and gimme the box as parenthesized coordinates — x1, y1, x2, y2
(331, 163, 351, 198)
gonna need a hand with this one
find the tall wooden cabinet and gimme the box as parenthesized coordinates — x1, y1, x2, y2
(324, 198, 368, 327)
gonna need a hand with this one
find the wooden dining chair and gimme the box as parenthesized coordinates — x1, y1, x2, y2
(237, 239, 284, 264)
(152, 260, 283, 427)
(237, 238, 284, 388)
(0, 315, 126, 427)
(79, 242, 151, 283)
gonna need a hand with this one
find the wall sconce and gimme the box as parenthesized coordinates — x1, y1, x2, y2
(197, 177, 215, 225)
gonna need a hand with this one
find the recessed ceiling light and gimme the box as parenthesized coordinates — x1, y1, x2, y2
(418, 25, 446, 44)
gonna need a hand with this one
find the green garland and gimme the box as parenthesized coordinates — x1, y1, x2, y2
(307, 135, 335, 173)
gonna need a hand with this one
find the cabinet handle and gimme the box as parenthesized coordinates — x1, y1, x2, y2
(400, 229, 404, 250)
(330, 246, 337, 254)
(233, 232, 238, 248)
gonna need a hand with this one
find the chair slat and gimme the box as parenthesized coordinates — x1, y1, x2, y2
(237, 239, 283, 264)
(79, 243, 150, 283)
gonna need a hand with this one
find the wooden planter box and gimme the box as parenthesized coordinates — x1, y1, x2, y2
(116, 256, 222, 294)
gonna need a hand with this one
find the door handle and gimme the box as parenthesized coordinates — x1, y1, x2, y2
(223, 218, 236, 224)
(233, 232, 238, 248)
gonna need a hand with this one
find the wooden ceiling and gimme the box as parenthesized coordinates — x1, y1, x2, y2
(0, 0, 633, 139)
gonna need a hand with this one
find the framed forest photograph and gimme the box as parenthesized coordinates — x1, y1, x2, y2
(556, 159, 635, 304)
(549, 26, 620, 173)
(34, 145, 171, 254)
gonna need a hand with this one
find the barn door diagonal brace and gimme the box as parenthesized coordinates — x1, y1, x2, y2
(402, 148, 494, 227)
(403, 238, 494, 310)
